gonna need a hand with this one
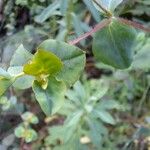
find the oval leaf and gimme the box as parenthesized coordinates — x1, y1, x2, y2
(0, 68, 15, 96)
(38, 39, 86, 87)
(32, 77, 66, 115)
(92, 19, 136, 69)
(8, 66, 34, 89)
(23, 49, 63, 77)
(10, 44, 33, 67)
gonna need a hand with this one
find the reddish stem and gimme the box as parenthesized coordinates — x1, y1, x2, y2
(68, 18, 111, 45)
(117, 17, 150, 33)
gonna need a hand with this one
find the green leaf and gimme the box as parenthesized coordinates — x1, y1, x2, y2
(109, 0, 123, 12)
(38, 39, 86, 87)
(10, 44, 33, 67)
(21, 112, 39, 124)
(24, 129, 37, 143)
(92, 0, 123, 13)
(0, 68, 15, 96)
(0, 68, 11, 79)
(15, 126, 37, 143)
(34, 1, 60, 23)
(23, 49, 63, 77)
(32, 77, 66, 115)
(89, 79, 109, 101)
(83, 0, 101, 22)
(131, 42, 150, 70)
(8, 66, 34, 89)
(93, 110, 116, 125)
(93, 19, 136, 69)
(87, 118, 107, 147)
(15, 126, 25, 138)
(97, 100, 121, 110)
(65, 110, 83, 127)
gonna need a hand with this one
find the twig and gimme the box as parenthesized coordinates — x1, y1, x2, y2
(117, 17, 150, 33)
(68, 18, 111, 45)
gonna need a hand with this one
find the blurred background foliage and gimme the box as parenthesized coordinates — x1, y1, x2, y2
(0, 0, 150, 149)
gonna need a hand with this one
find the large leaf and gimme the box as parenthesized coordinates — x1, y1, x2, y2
(38, 39, 86, 87)
(23, 49, 63, 77)
(10, 44, 33, 67)
(0, 68, 15, 96)
(32, 77, 66, 115)
(93, 19, 136, 69)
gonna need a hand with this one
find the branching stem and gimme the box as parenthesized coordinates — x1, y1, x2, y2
(68, 18, 112, 45)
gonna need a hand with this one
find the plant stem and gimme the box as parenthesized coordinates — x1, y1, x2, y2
(68, 18, 111, 45)
(14, 72, 25, 79)
(92, 0, 112, 17)
(117, 17, 150, 33)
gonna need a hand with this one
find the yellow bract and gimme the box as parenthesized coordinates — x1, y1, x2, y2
(23, 49, 63, 89)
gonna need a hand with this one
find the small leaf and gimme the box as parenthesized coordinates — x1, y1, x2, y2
(23, 49, 63, 77)
(93, 19, 136, 69)
(10, 44, 33, 67)
(8, 66, 34, 89)
(97, 100, 121, 110)
(32, 77, 66, 115)
(24, 129, 37, 143)
(0, 68, 11, 79)
(15, 126, 25, 138)
(93, 110, 116, 125)
(21, 112, 39, 124)
(34, 1, 60, 23)
(0, 68, 15, 96)
(131, 42, 150, 70)
(87, 118, 107, 147)
(38, 39, 86, 87)
(110, 0, 123, 12)
(83, 0, 101, 22)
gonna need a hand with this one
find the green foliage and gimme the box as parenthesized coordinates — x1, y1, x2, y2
(21, 112, 39, 124)
(93, 19, 136, 69)
(92, 0, 123, 13)
(0, 39, 85, 115)
(14, 112, 38, 143)
(33, 77, 66, 115)
(23, 49, 63, 77)
(38, 39, 86, 87)
(15, 126, 37, 143)
(0, 69, 15, 96)
(0, 0, 150, 149)
(45, 80, 121, 149)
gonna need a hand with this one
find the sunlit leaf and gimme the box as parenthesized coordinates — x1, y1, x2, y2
(23, 49, 63, 77)
(38, 39, 86, 87)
